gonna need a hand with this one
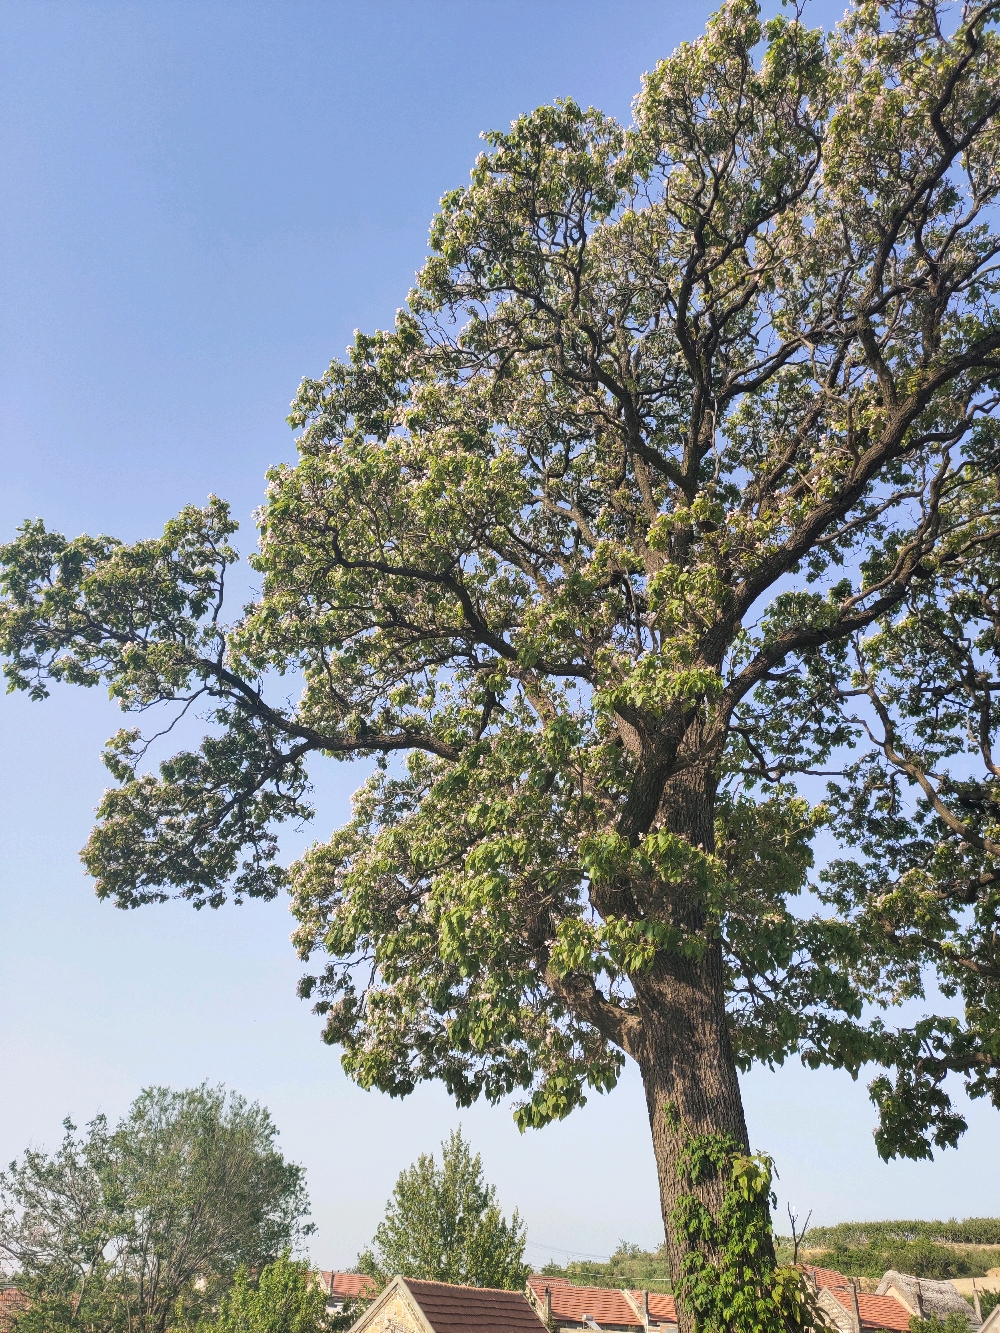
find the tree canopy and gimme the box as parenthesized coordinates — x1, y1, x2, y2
(357, 1129, 528, 1291)
(4, 0, 1000, 1325)
(201, 1254, 331, 1333)
(0, 1086, 312, 1333)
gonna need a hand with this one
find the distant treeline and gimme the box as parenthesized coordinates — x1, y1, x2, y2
(540, 1243, 673, 1289)
(805, 1220, 1000, 1248)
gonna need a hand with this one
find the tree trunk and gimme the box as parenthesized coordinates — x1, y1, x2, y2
(631, 940, 754, 1333)
(621, 760, 772, 1333)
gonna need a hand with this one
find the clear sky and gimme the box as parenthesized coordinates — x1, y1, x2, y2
(2, 0, 998, 1273)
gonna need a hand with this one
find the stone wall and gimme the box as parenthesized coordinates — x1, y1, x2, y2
(360, 1291, 422, 1333)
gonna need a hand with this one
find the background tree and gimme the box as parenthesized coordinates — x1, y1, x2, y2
(357, 1129, 527, 1291)
(4, 0, 1000, 1327)
(200, 1254, 330, 1333)
(0, 1086, 312, 1333)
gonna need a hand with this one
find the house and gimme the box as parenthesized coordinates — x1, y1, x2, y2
(346, 1275, 548, 1333)
(344, 1266, 983, 1333)
(526, 1275, 677, 1332)
(802, 1264, 976, 1333)
(876, 1271, 979, 1326)
(0, 1289, 27, 1333)
(315, 1272, 376, 1314)
(627, 1290, 680, 1333)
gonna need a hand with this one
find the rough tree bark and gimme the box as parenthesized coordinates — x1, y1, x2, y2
(635, 941, 754, 1327)
(617, 743, 758, 1329)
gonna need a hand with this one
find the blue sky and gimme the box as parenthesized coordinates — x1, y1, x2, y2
(2, 0, 999, 1271)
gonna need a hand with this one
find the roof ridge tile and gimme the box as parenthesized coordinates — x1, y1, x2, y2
(404, 1279, 532, 1294)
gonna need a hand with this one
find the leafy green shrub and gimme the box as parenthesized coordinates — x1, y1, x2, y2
(808, 1239, 975, 1280)
(201, 1254, 329, 1333)
(908, 1317, 977, 1333)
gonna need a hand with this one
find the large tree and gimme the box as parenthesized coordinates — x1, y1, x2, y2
(4, 0, 1000, 1326)
(0, 1087, 312, 1333)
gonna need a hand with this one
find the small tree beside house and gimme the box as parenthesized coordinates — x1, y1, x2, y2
(357, 1130, 527, 1292)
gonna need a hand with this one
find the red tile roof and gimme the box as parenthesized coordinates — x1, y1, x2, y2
(527, 1277, 642, 1328)
(527, 1266, 906, 1333)
(403, 1279, 547, 1333)
(801, 1269, 911, 1332)
(630, 1291, 678, 1326)
(0, 1289, 27, 1332)
(336, 1274, 375, 1299)
(832, 1291, 912, 1333)
(316, 1272, 374, 1300)
(803, 1266, 852, 1291)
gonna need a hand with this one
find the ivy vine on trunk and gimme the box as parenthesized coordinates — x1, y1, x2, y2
(666, 1110, 821, 1333)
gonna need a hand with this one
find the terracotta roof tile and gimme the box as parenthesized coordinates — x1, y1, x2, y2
(404, 1279, 547, 1333)
(0, 1289, 27, 1333)
(630, 1291, 678, 1326)
(826, 1291, 913, 1333)
(334, 1274, 375, 1300)
(315, 1272, 374, 1300)
(801, 1266, 912, 1332)
(803, 1266, 852, 1291)
(527, 1277, 641, 1328)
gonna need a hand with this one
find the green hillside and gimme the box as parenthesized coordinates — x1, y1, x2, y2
(538, 1243, 673, 1290)
(806, 1220, 1000, 1248)
(794, 1219, 1000, 1281)
(536, 1223, 1000, 1292)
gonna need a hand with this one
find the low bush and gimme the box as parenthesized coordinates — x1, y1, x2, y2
(540, 1242, 673, 1290)
(806, 1238, 976, 1280)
